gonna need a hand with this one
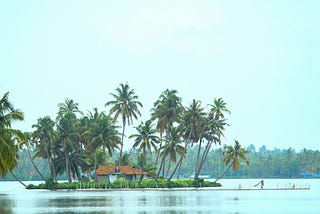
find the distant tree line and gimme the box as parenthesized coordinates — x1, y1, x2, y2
(2, 144, 319, 181)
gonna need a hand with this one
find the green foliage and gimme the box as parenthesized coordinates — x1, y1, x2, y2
(26, 178, 221, 190)
(44, 178, 58, 189)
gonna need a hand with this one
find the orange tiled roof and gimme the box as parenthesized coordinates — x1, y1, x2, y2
(96, 165, 148, 175)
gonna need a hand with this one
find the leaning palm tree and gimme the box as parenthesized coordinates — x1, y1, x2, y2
(151, 89, 183, 176)
(32, 116, 57, 181)
(176, 99, 206, 178)
(21, 132, 46, 180)
(130, 120, 159, 184)
(194, 98, 230, 179)
(105, 83, 143, 165)
(214, 140, 249, 182)
(134, 153, 156, 184)
(0, 92, 26, 187)
(156, 127, 186, 180)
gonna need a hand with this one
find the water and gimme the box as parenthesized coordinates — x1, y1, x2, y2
(0, 179, 318, 214)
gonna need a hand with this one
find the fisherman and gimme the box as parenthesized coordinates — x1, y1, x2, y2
(254, 180, 264, 189)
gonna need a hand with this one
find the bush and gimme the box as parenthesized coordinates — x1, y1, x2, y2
(44, 178, 58, 189)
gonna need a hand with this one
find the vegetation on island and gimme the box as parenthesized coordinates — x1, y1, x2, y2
(26, 177, 221, 190)
(0, 83, 258, 190)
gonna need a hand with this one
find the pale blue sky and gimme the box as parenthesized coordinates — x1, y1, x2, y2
(1, 0, 319, 151)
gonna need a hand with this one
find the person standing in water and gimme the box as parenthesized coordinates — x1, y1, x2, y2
(254, 180, 264, 189)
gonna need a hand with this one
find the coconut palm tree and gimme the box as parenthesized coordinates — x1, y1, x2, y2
(130, 120, 159, 154)
(105, 83, 143, 166)
(32, 116, 57, 180)
(151, 89, 183, 177)
(130, 120, 159, 184)
(0, 92, 26, 186)
(21, 132, 46, 180)
(157, 127, 186, 180)
(86, 110, 121, 157)
(194, 98, 230, 179)
(214, 140, 249, 182)
(176, 99, 206, 178)
(85, 109, 121, 179)
(55, 98, 82, 183)
(208, 98, 230, 120)
(134, 153, 156, 184)
(56, 115, 80, 183)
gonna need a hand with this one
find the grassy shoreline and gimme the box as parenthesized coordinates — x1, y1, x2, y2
(26, 178, 221, 190)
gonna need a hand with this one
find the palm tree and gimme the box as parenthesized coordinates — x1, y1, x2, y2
(21, 132, 46, 180)
(130, 120, 159, 184)
(134, 153, 156, 184)
(151, 89, 183, 177)
(85, 109, 121, 179)
(194, 98, 230, 179)
(130, 120, 159, 154)
(56, 98, 82, 183)
(86, 110, 121, 157)
(105, 83, 143, 166)
(56, 115, 80, 183)
(208, 98, 230, 120)
(214, 140, 249, 182)
(32, 116, 57, 180)
(0, 92, 26, 187)
(177, 99, 205, 178)
(157, 127, 186, 180)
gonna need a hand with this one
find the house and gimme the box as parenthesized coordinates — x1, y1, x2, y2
(95, 165, 149, 182)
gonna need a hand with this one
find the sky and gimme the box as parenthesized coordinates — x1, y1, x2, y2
(1, 0, 319, 151)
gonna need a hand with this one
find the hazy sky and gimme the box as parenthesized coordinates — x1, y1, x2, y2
(1, 0, 319, 151)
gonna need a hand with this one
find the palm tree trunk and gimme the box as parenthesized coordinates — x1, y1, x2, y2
(119, 120, 125, 166)
(176, 133, 192, 179)
(214, 161, 233, 183)
(156, 156, 165, 179)
(10, 171, 27, 188)
(165, 157, 171, 178)
(65, 153, 72, 183)
(47, 150, 56, 181)
(194, 139, 202, 179)
(94, 149, 97, 181)
(27, 145, 46, 181)
(168, 156, 182, 181)
(154, 133, 163, 170)
(196, 141, 213, 178)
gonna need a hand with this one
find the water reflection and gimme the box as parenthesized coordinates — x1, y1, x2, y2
(0, 195, 14, 214)
(0, 179, 319, 214)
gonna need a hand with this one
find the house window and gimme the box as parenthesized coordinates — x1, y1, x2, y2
(115, 167, 120, 173)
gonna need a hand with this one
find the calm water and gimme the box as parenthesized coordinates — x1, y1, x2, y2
(0, 179, 318, 214)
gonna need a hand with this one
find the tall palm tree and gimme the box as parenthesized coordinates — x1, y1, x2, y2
(177, 99, 205, 178)
(157, 127, 186, 180)
(194, 98, 230, 179)
(56, 115, 80, 183)
(208, 98, 230, 120)
(85, 109, 121, 179)
(130, 120, 159, 154)
(151, 89, 183, 176)
(56, 98, 82, 183)
(21, 132, 46, 180)
(130, 120, 159, 184)
(214, 140, 249, 182)
(32, 116, 57, 180)
(105, 83, 143, 166)
(0, 92, 26, 186)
